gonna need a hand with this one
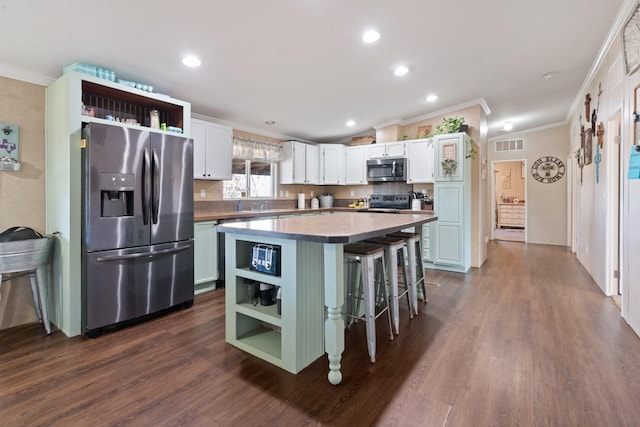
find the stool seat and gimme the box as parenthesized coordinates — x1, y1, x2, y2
(344, 243, 386, 256)
(364, 236, 405, 246)
(387, 231, 419, 239)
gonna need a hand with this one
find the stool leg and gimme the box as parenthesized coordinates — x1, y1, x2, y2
(416, 240, 428, 304)
(362, 255, 377, 363)
(386, 247, 400, 335)
(405, 239, 419, 316)
(378, 257, 394, 342)
(397, 247, 413, 320)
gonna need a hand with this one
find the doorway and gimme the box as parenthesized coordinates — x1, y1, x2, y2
(491, 160, 526, 242)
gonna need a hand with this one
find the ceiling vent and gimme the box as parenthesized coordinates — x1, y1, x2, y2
(495, 139, 524, 152)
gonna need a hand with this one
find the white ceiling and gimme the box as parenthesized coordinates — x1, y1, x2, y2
(0, 0, 628, 142)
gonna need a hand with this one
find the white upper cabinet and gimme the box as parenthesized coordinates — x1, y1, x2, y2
(192, 118, 233, 180)
(344, 145, 368, 185)
(319, 144, 345, 185)
(433, 132, 468, 182)
(280, 141, 319, 184)
(406, 138, 434, 183)
(367, 141, 405, 159)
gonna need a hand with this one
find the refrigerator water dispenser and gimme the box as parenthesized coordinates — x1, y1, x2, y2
(100, 173, 134, 217)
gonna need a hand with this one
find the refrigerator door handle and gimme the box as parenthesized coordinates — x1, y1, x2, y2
(142, 148, 151, 225)
(151, 149, 160, 224)
(95, 245, 190, 262)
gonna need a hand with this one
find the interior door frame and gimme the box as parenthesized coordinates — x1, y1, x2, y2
(490, 159, 527, 241)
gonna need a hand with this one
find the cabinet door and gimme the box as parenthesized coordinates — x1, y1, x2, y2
(293, 142, 306, 184)
(305, 144, 319, 184)
(434, 133, 465, 181)
(192, 119, 208, 179)
(192, 119, 232, 180)
(386, 141, 406, 157)
(321, 144, 345, 184)
(432, 184, 464, 266)
(194, 221, 218, 285)
(407, 139, 434, 183)
(204, 122, 232, 180)
(345, 146, 367, 184)
(367, 144, 387, 159)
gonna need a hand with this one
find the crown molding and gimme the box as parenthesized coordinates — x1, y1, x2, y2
(373, 98, 491, 130)
(487, 121, 568, 142)
(0, 63, 55, 87)
(191, 112, 315, 143)
(566, 0, 638, 121)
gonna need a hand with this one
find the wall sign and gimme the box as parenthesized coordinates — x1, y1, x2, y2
(531, 156, 565, 184)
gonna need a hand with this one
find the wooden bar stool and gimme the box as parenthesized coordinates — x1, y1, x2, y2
(343, 243, 394, 363)
(388, 231, 431, 315)
(365, 236, 412, 335)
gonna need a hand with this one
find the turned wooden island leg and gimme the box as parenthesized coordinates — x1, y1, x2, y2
(323, 243, 344, 385)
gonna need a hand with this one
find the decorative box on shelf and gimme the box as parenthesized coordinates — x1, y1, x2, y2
(0, 160, 20, 171)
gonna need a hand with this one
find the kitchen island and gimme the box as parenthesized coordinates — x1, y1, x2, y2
(217, 211, 437, 385)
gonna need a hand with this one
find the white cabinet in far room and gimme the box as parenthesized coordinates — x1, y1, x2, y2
(344, 145, 368, 185)
(192, 118, 233, 180)
(194, 220, 218, 294)
(280, 141, 319, 184)
(406, 138, 434, 183)
(367, 141, 405, 159)
(319, 144, 345, 185)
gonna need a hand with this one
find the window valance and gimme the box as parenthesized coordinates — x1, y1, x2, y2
(233, 136, 282, 162)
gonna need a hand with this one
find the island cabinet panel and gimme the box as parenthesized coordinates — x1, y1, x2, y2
(225, 234, 325, 374)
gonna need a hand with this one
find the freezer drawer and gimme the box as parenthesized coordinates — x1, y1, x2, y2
(83, 240, 194, 333)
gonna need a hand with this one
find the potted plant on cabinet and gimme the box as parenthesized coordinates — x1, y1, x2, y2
(435, 116, 467, 135)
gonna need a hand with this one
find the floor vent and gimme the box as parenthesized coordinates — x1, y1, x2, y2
(495, 139, 524, 152)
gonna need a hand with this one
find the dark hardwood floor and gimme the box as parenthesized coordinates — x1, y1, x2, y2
(2, 241, 640, 426)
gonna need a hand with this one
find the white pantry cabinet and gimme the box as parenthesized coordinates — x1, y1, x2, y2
(192, 118, 232, 180)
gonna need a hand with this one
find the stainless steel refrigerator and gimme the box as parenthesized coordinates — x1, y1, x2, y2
(81, 122, 194, 337)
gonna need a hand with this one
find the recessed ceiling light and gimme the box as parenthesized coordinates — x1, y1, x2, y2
(346, 120, 356, 127)
(182, 55, 201, 67)
(503, 121, 513, 131)
(362, 30, 380, 44)
(265, 120, 276, 125)
(426, 94, 438, 102)
(394, 65, 409, 76)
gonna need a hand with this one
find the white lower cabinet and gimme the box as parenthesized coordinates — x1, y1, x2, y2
(194, 221, 218, 294)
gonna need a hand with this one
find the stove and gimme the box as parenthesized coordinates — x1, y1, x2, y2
(369, 194, 411, 210)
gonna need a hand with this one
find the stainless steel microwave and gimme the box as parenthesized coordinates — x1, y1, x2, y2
(366, 157, 407, 182)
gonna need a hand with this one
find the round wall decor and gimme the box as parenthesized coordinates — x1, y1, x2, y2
(531, 156, 565, 184)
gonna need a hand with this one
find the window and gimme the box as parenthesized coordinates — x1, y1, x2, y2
(223, 159, 275, 199)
